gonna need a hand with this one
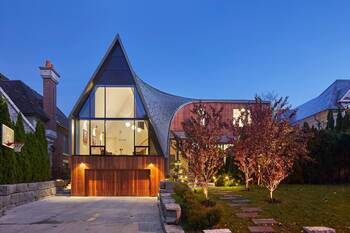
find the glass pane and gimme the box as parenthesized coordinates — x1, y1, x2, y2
(149, 127, 161, 155)
(79, 97, 90, 118)
(135, 147, 148, 155)
(135, 91, 147, 118)
(91, 120, 105, 147)
(106, 120, 134, 155)
(106, 87, 134, 118)
(135, 120, 148, 147)
(91, 146, 104, 155)
(91, 87, 105, 118)
(75, 120, 89, 155)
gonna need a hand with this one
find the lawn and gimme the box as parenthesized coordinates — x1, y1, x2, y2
(207, 184, 350, 233)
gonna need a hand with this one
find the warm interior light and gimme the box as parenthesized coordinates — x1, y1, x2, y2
(125, 121, 131, 128)
(225, 176, 229, 180)
(137, 128, 142, 133)
(79, 162, 86, 169)
(131, 125, 135, 130)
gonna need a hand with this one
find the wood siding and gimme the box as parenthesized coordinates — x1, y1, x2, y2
(71, 155, 164, 196)
(171, 102, 251, 132)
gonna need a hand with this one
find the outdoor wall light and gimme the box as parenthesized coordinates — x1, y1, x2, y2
(79, 162, 86, 169)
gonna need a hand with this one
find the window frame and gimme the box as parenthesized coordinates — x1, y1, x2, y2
(74, 85, 152, 156)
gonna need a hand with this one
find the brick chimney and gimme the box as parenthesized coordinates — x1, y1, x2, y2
(39, 60, 60, 133)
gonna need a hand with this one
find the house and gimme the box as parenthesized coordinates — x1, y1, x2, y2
(69, 35, 258, 196)
(0, 63, 69, 178)
(292, 80, 350, 128)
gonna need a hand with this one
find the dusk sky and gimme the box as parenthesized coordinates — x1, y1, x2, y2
(1, 1, 350, 115)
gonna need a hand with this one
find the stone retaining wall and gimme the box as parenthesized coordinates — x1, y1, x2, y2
(0, 181, 56, 213)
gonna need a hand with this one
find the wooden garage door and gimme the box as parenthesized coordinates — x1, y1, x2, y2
(85, 169, 150, 196)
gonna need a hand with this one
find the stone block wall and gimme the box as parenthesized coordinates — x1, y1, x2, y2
(0, 181, 56, 213)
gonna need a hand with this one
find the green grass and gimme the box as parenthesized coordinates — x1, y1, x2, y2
(207, 184, 350, 233)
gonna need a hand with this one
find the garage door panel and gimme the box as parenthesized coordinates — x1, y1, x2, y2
(85, 169, 150, 196)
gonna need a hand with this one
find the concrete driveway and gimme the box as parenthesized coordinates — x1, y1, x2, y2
(0, 196, 163, 233)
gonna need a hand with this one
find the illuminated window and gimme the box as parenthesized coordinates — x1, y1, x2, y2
(233, 108, 251, 127)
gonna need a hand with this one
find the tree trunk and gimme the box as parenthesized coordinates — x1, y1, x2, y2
(245, 173, 250, 190)
(269, 189, 273, 202)
(203, 185, 209, 200)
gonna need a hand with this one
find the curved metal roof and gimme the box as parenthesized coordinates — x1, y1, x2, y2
(135, 76, 193, 157)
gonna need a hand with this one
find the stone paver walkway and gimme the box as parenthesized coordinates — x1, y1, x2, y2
(248, 226, 274, 233)
(212, 189, 278, 233)
(0, 196, 162, 233)
(252, 218, 278, 225)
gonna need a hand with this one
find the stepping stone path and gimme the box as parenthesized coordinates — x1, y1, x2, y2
(236, 212, 259, 218)
(231, 199, 250, 203)
(220, 196, 243, 200)
(241, 207, 262, 212)
(228, 203, 249, 207)
(303, 226, 336, 233)
(252, 218, 278, 225)
(203, 229, 232, 233)
(213, 188, 278, 233)
(248, 226, 274, 233)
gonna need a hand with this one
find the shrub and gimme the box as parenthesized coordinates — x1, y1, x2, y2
(173, 183, 222, 231)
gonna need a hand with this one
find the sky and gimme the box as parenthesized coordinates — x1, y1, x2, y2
(1, 0, 350, 115)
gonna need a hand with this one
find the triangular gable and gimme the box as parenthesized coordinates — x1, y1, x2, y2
(70, 35, 138, 117)
(69, 35, 164, 154)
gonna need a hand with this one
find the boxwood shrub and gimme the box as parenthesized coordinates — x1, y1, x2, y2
(173, 183, 221, 231)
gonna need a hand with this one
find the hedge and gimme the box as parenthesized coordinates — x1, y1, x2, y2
(288, 128, 350, 184)
(0, 97, 51, 184)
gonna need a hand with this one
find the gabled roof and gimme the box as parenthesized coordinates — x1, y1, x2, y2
(0, 78, 68, 129)
(292, 80, 350, 123)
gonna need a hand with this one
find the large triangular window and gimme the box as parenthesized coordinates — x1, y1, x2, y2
(73, 40, 161, 156)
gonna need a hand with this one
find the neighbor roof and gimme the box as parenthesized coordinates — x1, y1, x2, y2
(292, 80, 350, 123)
(0, 78, 68, 129)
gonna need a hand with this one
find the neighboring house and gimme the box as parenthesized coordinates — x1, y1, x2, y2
(0, 64, 69, 179)
(292, 80, 350, 129)
(69, 35, 259, 197)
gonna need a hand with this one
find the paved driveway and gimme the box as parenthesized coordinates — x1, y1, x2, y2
(0, 196, 163, 233)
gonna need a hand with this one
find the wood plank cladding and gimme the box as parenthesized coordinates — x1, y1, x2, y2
(71, 155, 164, 196)
(85, 169, 150, 196)
(171, 102, 251, 132)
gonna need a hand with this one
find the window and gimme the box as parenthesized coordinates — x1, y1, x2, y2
(74, 84, 161, 156)
(197, 107, 206, 126)
(75, 120, 89, 155)
(91, 87, 105, 118)
(106, 87, 134, 118)
(106, 120, 134, 155)
(90, 120, 104, 155)
(233, 108, 251, 127)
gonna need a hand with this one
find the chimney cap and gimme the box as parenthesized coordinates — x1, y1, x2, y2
(39, 59, 60, 79)
(45, 60, 54, 69)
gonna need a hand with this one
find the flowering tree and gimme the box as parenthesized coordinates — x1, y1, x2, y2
(173, 103, 227, 200)
(231, 98, 271, 190)
(231, 96, 308, 201)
